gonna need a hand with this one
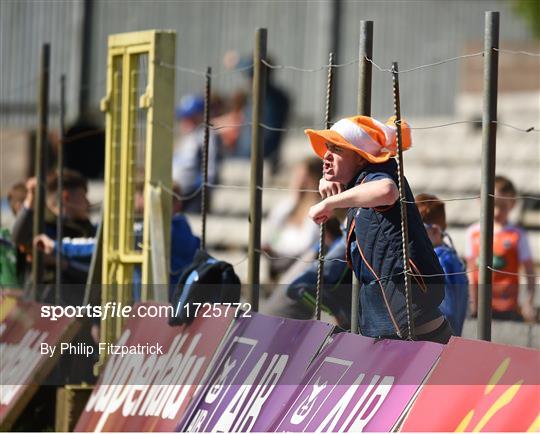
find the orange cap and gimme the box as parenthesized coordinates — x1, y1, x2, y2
(305, 115, 412, 163)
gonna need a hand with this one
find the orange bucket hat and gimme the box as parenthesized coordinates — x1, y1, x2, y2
(305, 115, 412, 163)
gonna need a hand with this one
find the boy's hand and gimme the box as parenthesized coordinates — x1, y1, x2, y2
(24, 177, 37, 209)
(319, 178, 343, 199)
(309, 200, 333, 225)
(34, 234, 55, 255)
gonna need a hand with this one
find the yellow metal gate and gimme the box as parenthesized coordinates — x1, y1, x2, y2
(99, 30, 175, 355)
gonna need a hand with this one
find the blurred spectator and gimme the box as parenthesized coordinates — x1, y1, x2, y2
(12, 169, 95, 303)
(465, 176, 536, 322)
(261, 213, 351, 328)
(416, 193, 468, 336)
(0, 228, 19, 287)
(213, 90, 248, 153)
(7, 182, 27, 215)
(1, 183, 28, 286)
(225, 53, 290, 174)
(262, 157, 321, 281)
(210, 92, 227, 117)
(172, 94, 221, 213)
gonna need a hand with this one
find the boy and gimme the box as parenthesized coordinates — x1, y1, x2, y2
(306, 115, 451, 343)
(416, 193, 468, 335)
(12, 170, 95, 303)
(465, 175, 536, 322)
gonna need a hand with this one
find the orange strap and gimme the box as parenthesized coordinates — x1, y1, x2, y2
(409, 258, 428, 293)
(345, 214, 401, 336)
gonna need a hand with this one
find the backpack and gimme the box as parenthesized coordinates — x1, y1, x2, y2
(169, 249, 241, 325)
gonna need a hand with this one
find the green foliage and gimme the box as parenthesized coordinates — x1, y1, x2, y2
(512, 0, 540, 39)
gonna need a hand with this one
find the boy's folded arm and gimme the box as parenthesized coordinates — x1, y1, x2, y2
(326, 178, 399, 210)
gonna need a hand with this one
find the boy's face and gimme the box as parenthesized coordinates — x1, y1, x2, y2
(494, 187, 516, 223)
(323, 142, 367, 184)
(64, 187, 90, 220)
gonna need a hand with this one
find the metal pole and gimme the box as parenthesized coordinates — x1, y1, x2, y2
(247, 28, 267, 312)
(392, 61, 414, 340)
(31, 43, 50, 299)
(351, 20, 373, 334)
(357, 21, 373, 117)
(329, 0, 341, 112)
(478, 11, 499, 342)
(56, 74, 66, 305)
(315, 52, 335, 321)
(200, 66, 211, 251)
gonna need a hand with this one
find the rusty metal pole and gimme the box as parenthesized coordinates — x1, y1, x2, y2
(315, 52, 335, 321)
(351, 20, 373, 334)
(31, 43, 50, 300)
(478, 11, 499, 341)
(56, 74, 66, 304)
(200, 66, 211, 251)
(247, 28, 267, 312)
(392, 61, 414, 340)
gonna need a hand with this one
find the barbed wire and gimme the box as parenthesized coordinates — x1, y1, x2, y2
(402, 195, 481, 204)
(256, 248, 348, 265)
(405, 194, 540, 204)
(155, 60, 254, 78)
(2, 48, 537, 103)
(493, 48, 540, 57)
(487, 266, 540, 278)
(494, 121, 539, 133)
(261, 58, 359, 72)
(395, 52, 485, 74)
(154, 118, 539, 137)
(408, 268, 479, 278)
(152, 178, 540, 205)
(255, 248, 538, 280)
(400, 119, 539, 132)
(489, 193, 540, 201)
(152, 47, 536, 81)
(148, 241, 539, 280)
(153, 119, 327, 135)
(152, 180, 204, 201)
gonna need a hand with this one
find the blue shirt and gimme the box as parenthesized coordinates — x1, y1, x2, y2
(435, 243, 469, 336)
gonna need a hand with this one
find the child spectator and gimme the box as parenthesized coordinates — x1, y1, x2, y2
(12, 170, 95, 303)
(7, 182, 27, 215)
(38, 182, 200, 302)
(306, 115, 450, 343)
(465, 175, 536, 322)
(416, 193, 468, 335)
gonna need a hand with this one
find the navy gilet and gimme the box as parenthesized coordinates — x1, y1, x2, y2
(345, 159, 445, 338)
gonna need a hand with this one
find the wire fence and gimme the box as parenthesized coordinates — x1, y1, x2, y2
(4, 44, 540, 264)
